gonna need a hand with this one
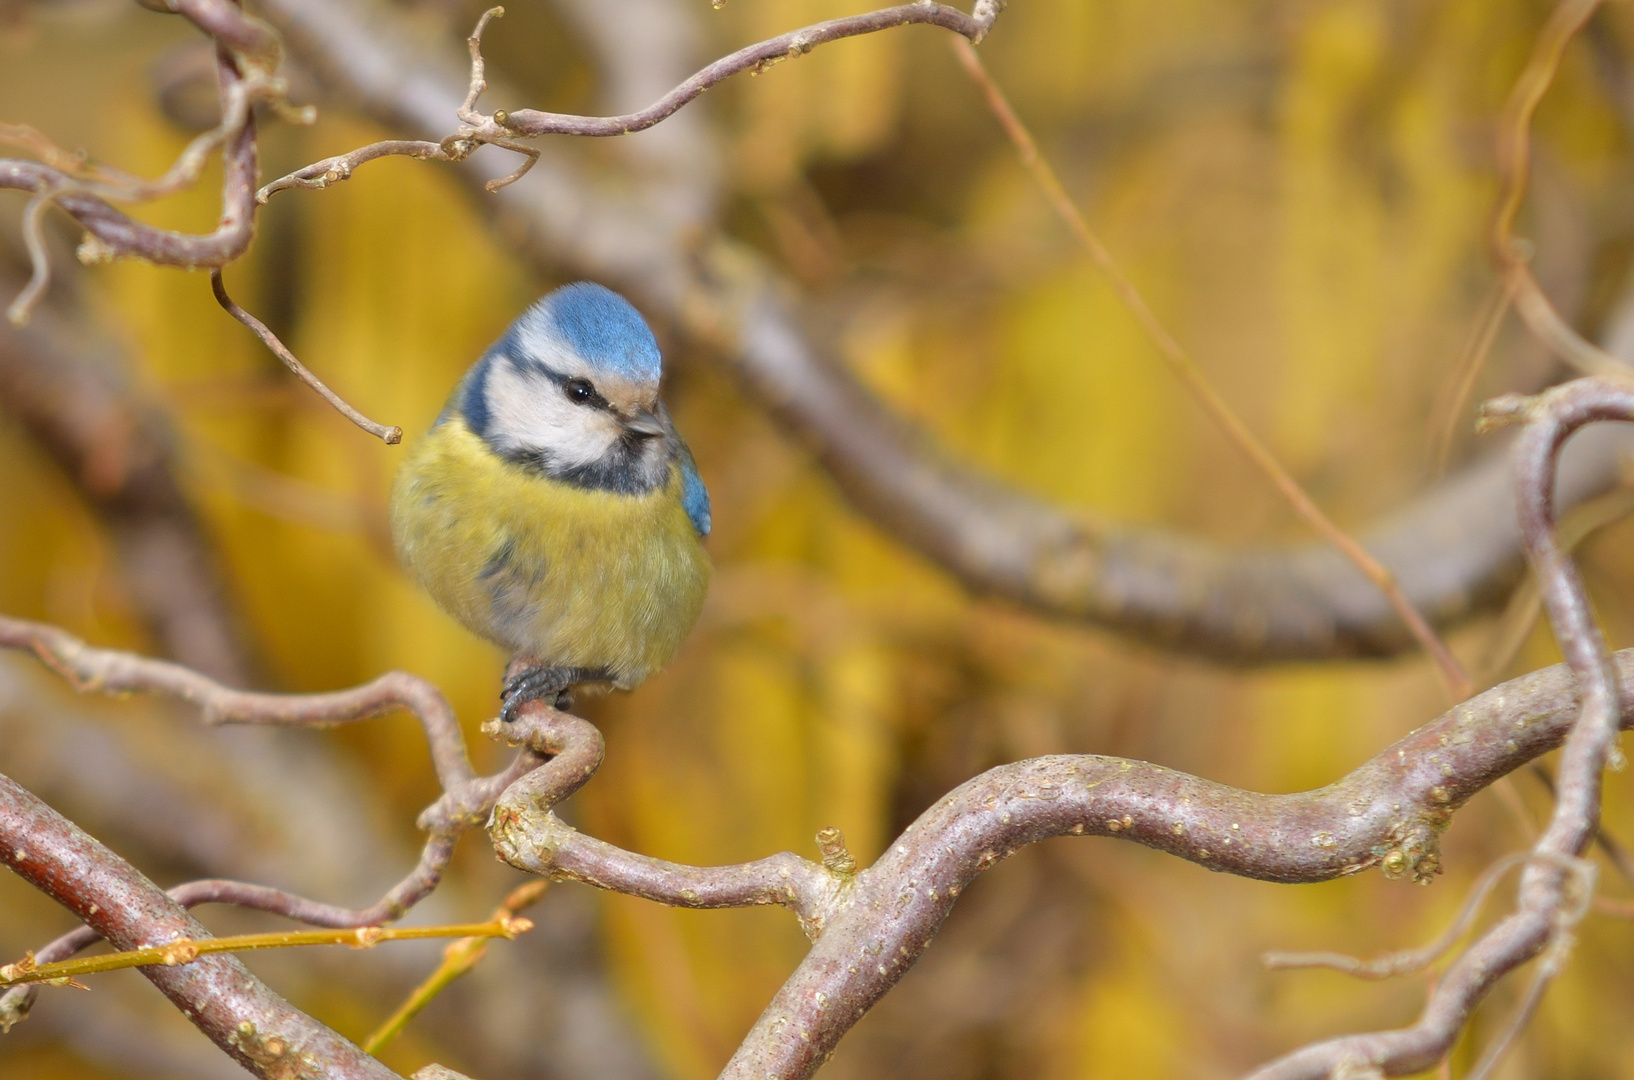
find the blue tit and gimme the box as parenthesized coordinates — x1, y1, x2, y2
(390, 282, 712, 722)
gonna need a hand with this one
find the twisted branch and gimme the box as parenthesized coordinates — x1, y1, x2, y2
(1247, 377, 1634, 1077)
(487, 371, 1634, 1076)
(483, 643, 1629, 1077)
(0, 0, 268, 284)
(0, 613, 540, 1043)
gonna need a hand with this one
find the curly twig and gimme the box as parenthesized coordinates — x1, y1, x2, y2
(1491, 0, 1630, 378)
(0, 615, 468, 785)
(1262, 851, 1562, 980)
(259, 2, 1000, 202)
(256, 139, 449, 202)
(1248, 377, 1634, 1078)
(497, 3, 997, 139)
(0, 613, 543, 1043)
(0, 0, 299, 322)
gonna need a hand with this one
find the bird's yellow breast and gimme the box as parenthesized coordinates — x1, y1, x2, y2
(390, 417, 710, 685)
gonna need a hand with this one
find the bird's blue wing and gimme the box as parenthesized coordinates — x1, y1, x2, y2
(678, 443, 711, 537)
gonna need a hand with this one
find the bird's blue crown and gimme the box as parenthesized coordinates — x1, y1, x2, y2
(515, 282, 663, 384)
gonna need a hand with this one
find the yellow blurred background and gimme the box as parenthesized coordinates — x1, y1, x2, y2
(3, 0, 1634, 1078)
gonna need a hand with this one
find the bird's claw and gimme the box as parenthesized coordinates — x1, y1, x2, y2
(498, 665, 610, 723)
(499, 668, 568, 724)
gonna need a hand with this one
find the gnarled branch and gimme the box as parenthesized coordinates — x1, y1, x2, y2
(488, 548, 1634, 1079)
(1246, 376, 1634, 1078)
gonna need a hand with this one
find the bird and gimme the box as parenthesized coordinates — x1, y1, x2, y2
(390, 282, 711, 724)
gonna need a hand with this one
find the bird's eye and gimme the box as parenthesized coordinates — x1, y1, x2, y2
(563, 378, 596, 405)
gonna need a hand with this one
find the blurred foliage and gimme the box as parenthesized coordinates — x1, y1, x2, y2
(4, 1, 1634, 1079)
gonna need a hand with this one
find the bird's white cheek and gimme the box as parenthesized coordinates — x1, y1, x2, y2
(484, 366, 619, 466)
(537, 409, 622, 468)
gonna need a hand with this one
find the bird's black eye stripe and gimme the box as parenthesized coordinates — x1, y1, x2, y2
(562, 377, 607, 409)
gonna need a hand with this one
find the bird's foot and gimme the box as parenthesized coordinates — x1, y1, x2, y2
(499, 664, 612, 723)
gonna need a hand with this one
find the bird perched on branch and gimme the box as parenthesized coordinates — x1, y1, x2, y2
(391, 282, 711, 723)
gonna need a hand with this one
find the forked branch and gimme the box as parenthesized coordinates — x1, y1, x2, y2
(0, 771, 398, 1079)
(487, 375, 1634, 1077)
(1248, 377, 1634, 1078)
(0, 614, 540, 1045)
(259, 1, 1005, 202)
(485, 639, 1632, 1078)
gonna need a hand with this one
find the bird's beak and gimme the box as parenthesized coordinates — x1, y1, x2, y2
(625, 409, 666, 438)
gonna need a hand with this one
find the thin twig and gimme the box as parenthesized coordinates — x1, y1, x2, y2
(1432, 274, 1518, 475)
(1592, 894, 1634, 918)
(477, 138, 539, 193)
(0, 614, 469, 792)
(210, 270, 402, 444)
(949, 36, 1473, 702)
(1523, 762, 1634, 888)
(0, 916, 533, 988)
(1463, 856, 1596, 1080)
(259, 3, 1002, 201)
(257, 140, 449, 203)
(458, 6, 504, 122)
(1263, 853, 1533, 979)
(363, 880, 548, 1053)
(6, 185, 62, 325)
(498, 3, 995, 139)
(0, 122, 140, 186)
